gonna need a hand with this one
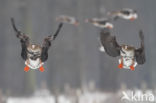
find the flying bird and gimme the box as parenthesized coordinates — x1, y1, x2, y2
(85, 18, 114, 29)
(11, 18, 63, 72)
(85, 18, 114, 52)
(56, 15, 79, 26)
(100, 28, 145, 70)
(108, 8, 138, 21)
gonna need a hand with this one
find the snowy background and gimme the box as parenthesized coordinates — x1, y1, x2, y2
(0, 0, 156, 103)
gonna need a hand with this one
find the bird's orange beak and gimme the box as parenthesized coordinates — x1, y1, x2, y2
(107, 25, 113, 29)
(130, 17, 135, 21)
(74, 22, 79, 26)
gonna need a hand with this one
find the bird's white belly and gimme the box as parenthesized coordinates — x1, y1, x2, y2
(25, 58, 44, 69)
(119, 58, 137, 69)
(123, 58, 133, 67)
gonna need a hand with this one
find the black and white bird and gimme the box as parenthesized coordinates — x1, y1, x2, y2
(56, 15, 79, 26)
(108, 8, 138, 21)
(85, 18, 114, 29)
(11, 18, 63, 72)
(100, 28, 145, 70)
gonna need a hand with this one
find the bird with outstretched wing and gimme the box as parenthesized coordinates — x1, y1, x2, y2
(11, 18, 63, 72)
(100, 28, 145, 70)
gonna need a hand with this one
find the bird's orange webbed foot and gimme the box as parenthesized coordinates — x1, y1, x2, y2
(39, 66, 45, 72)
(118, 63, 123, 69)
(130, 65, 135, 71)
(24, 66, 30, 72)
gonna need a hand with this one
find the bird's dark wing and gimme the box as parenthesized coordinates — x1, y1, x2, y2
(135, 30, 145, 64)
(41, 22, 63, 62)
(97, 20, 107, 25)
(110, 10, 130, 21)
(100, 28, 120, 57)
(11, 18, 29, 60)
(120, 10, 130, 15)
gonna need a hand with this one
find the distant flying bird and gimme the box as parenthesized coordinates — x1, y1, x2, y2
(108, 8, 138, 21)
(85, 18, 114, 29)
(100, 28, 145, 70)
(11, 18, 63, 72)
(56, 15, 79, 26)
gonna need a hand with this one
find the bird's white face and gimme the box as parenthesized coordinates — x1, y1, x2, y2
(119, 13, 138, 20)
(129, 13, 138, 20)
(105, 22, 114, 29)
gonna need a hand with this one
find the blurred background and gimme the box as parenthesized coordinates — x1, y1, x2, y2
(0, 0, 156, 102)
